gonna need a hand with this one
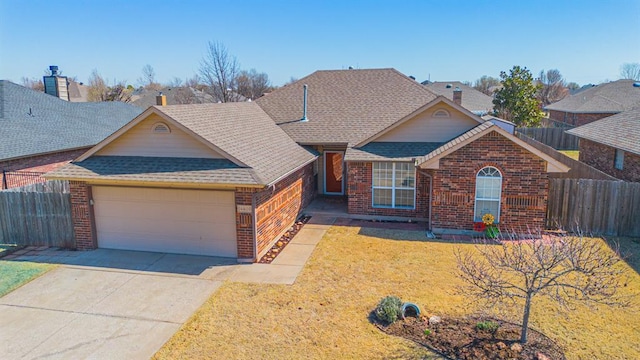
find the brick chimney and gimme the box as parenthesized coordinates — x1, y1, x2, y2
(453, 87, 462, 105)
(156, 92, 167, 106)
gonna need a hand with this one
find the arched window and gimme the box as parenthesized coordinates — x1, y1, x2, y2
(433, 109, 450, 118)
(474, 167, 502, 222)
(152, 122, 171, 134)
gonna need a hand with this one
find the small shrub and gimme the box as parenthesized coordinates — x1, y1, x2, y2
(476, 320, 500, 333)
(423, 329, 431, 336)
(375, 296, 403, 324)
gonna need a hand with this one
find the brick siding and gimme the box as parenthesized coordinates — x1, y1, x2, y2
(548, 110, 617, 127)
(347, 162, 429, 218)
(66, 163, 316, 260)
(1, 148, 88, 188)
(579, 139, 640, 182)
(253, 163, 315, 258)
(69, 181, 97, 250)
(432, 131, 548, 231)
(346, 131, 549, 232)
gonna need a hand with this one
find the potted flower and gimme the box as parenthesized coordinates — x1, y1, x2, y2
(482, 213, 499, 239)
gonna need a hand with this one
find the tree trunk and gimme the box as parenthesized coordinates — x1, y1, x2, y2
(520, 294, 532, 344)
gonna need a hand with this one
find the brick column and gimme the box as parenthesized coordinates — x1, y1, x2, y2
(235, 187, 256, 261)
(69, 181, 97, 249)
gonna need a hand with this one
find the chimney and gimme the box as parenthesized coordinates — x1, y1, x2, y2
(43, 65, 70, 101)
(156, 92, 167, 106)
(453, 86, 462, 105)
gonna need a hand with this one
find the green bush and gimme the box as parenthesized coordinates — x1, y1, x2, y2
(375, 296, 403, 324)
(476, 320, 500, 333)
(423, 329, 431, 336)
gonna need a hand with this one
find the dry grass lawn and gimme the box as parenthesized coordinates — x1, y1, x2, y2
(154, 226, 640, 360)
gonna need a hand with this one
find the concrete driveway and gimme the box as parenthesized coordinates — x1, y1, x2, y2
(0, 250, 238, 360)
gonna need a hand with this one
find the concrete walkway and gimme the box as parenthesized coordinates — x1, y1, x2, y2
(0, 214, 335, 360)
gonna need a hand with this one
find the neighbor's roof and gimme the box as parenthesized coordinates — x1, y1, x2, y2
(423, 81, 494, 114)
(48, 102, 316, 186)
(256, 68, 438, 145)
(131, 86, 216, 108)
(545, 79, 640, 113)
(566, 108, 640, 155)
(0, 80, 142, 161)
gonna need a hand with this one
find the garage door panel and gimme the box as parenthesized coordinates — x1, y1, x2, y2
(93, 187, 238, 257)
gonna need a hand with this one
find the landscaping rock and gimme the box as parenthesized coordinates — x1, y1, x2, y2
(511, 343, 523, 352)
(428, 316, 441, 326)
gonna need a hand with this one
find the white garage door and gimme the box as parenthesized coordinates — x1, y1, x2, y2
(93, 186, 237, 257)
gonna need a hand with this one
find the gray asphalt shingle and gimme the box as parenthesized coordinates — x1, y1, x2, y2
(345, 142, 444, 162)
(423, 81, 494, 115)
(567, 108, 640, 155)
(545, 79, 640, 113)
(0, 80, 142, 161)
(256, 68, 438, 145)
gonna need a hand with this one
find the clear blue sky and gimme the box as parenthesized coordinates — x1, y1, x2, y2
(1, 0, 639, 87)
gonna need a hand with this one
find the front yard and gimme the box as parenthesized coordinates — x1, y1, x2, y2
(0, 260, 54, 297)
(154, 226, 640, 360)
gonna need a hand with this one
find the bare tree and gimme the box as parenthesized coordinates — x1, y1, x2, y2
(199, 41, 240, 102)
(456, 235, 630, 344)
(473, 75, 501, 95)
(166, 77, 183, 87)
(138, 64, 162, 90)
(87, 69, 132, 103)
(537, 69, 568, 106)
(235, 69, 273, 100)
(21, 77, 44, 91)
(620, 62, 640, 81)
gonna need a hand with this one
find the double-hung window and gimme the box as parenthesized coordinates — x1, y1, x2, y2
(474, 167, 502, 222)
(615, 149, 624, 170)
(372, 162, 415, 209)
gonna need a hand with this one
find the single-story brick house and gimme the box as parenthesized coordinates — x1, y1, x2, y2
(0, 80, 142, 188)
(544, 79, 640, 127)
(567, 108, 640, 182)
(47, 68, 569, 262)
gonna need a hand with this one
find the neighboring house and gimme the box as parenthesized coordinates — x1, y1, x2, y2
(545, 79, 640, 126)
(131, 86, 216, 108)
(47, 68, 569, 262)
(422, 81, 495, 115)
(567, 108, 640, 182)
(68, 80, 89, 102)
(0, 80, 142, 187)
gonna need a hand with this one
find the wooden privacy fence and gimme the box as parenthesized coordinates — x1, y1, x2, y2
(0, 181, 74, 247)
(547, 179, 640, 237)
(517, 127, 579, 150)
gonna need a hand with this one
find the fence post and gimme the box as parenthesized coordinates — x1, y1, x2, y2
(2, 170, 6, 190)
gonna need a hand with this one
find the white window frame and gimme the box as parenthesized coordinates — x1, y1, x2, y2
(372, 162, 416, 209)
(615, 149, 624, 170)
(474, 166, 502, 223)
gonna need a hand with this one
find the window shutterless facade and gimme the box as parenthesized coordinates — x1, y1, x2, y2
(474, 166, 502, 222)
(372, 162, 415, 209)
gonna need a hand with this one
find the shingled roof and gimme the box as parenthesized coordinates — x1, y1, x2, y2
(48, 102, 316, 186)
(256, 68, 438, 145)
(422, 81, 494, 115)
(0, 80, 142, 161)
(566, 108, 640, 155)
(545, 79, 640, 113)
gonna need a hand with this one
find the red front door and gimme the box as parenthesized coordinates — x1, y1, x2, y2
(325, 152, 344, 194)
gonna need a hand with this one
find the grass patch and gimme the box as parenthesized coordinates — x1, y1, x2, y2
(559, 150, 579, 160)
(154, 227, 640, 360)
(0, 261, 54, 297)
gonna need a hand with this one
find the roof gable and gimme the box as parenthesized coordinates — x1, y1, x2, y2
(417, 123, 570, 173)
(75, 102, 316, 185)
(357, 96, 484, 146)
(256, 68, 438, 145)
(96, 113, 227, 159)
